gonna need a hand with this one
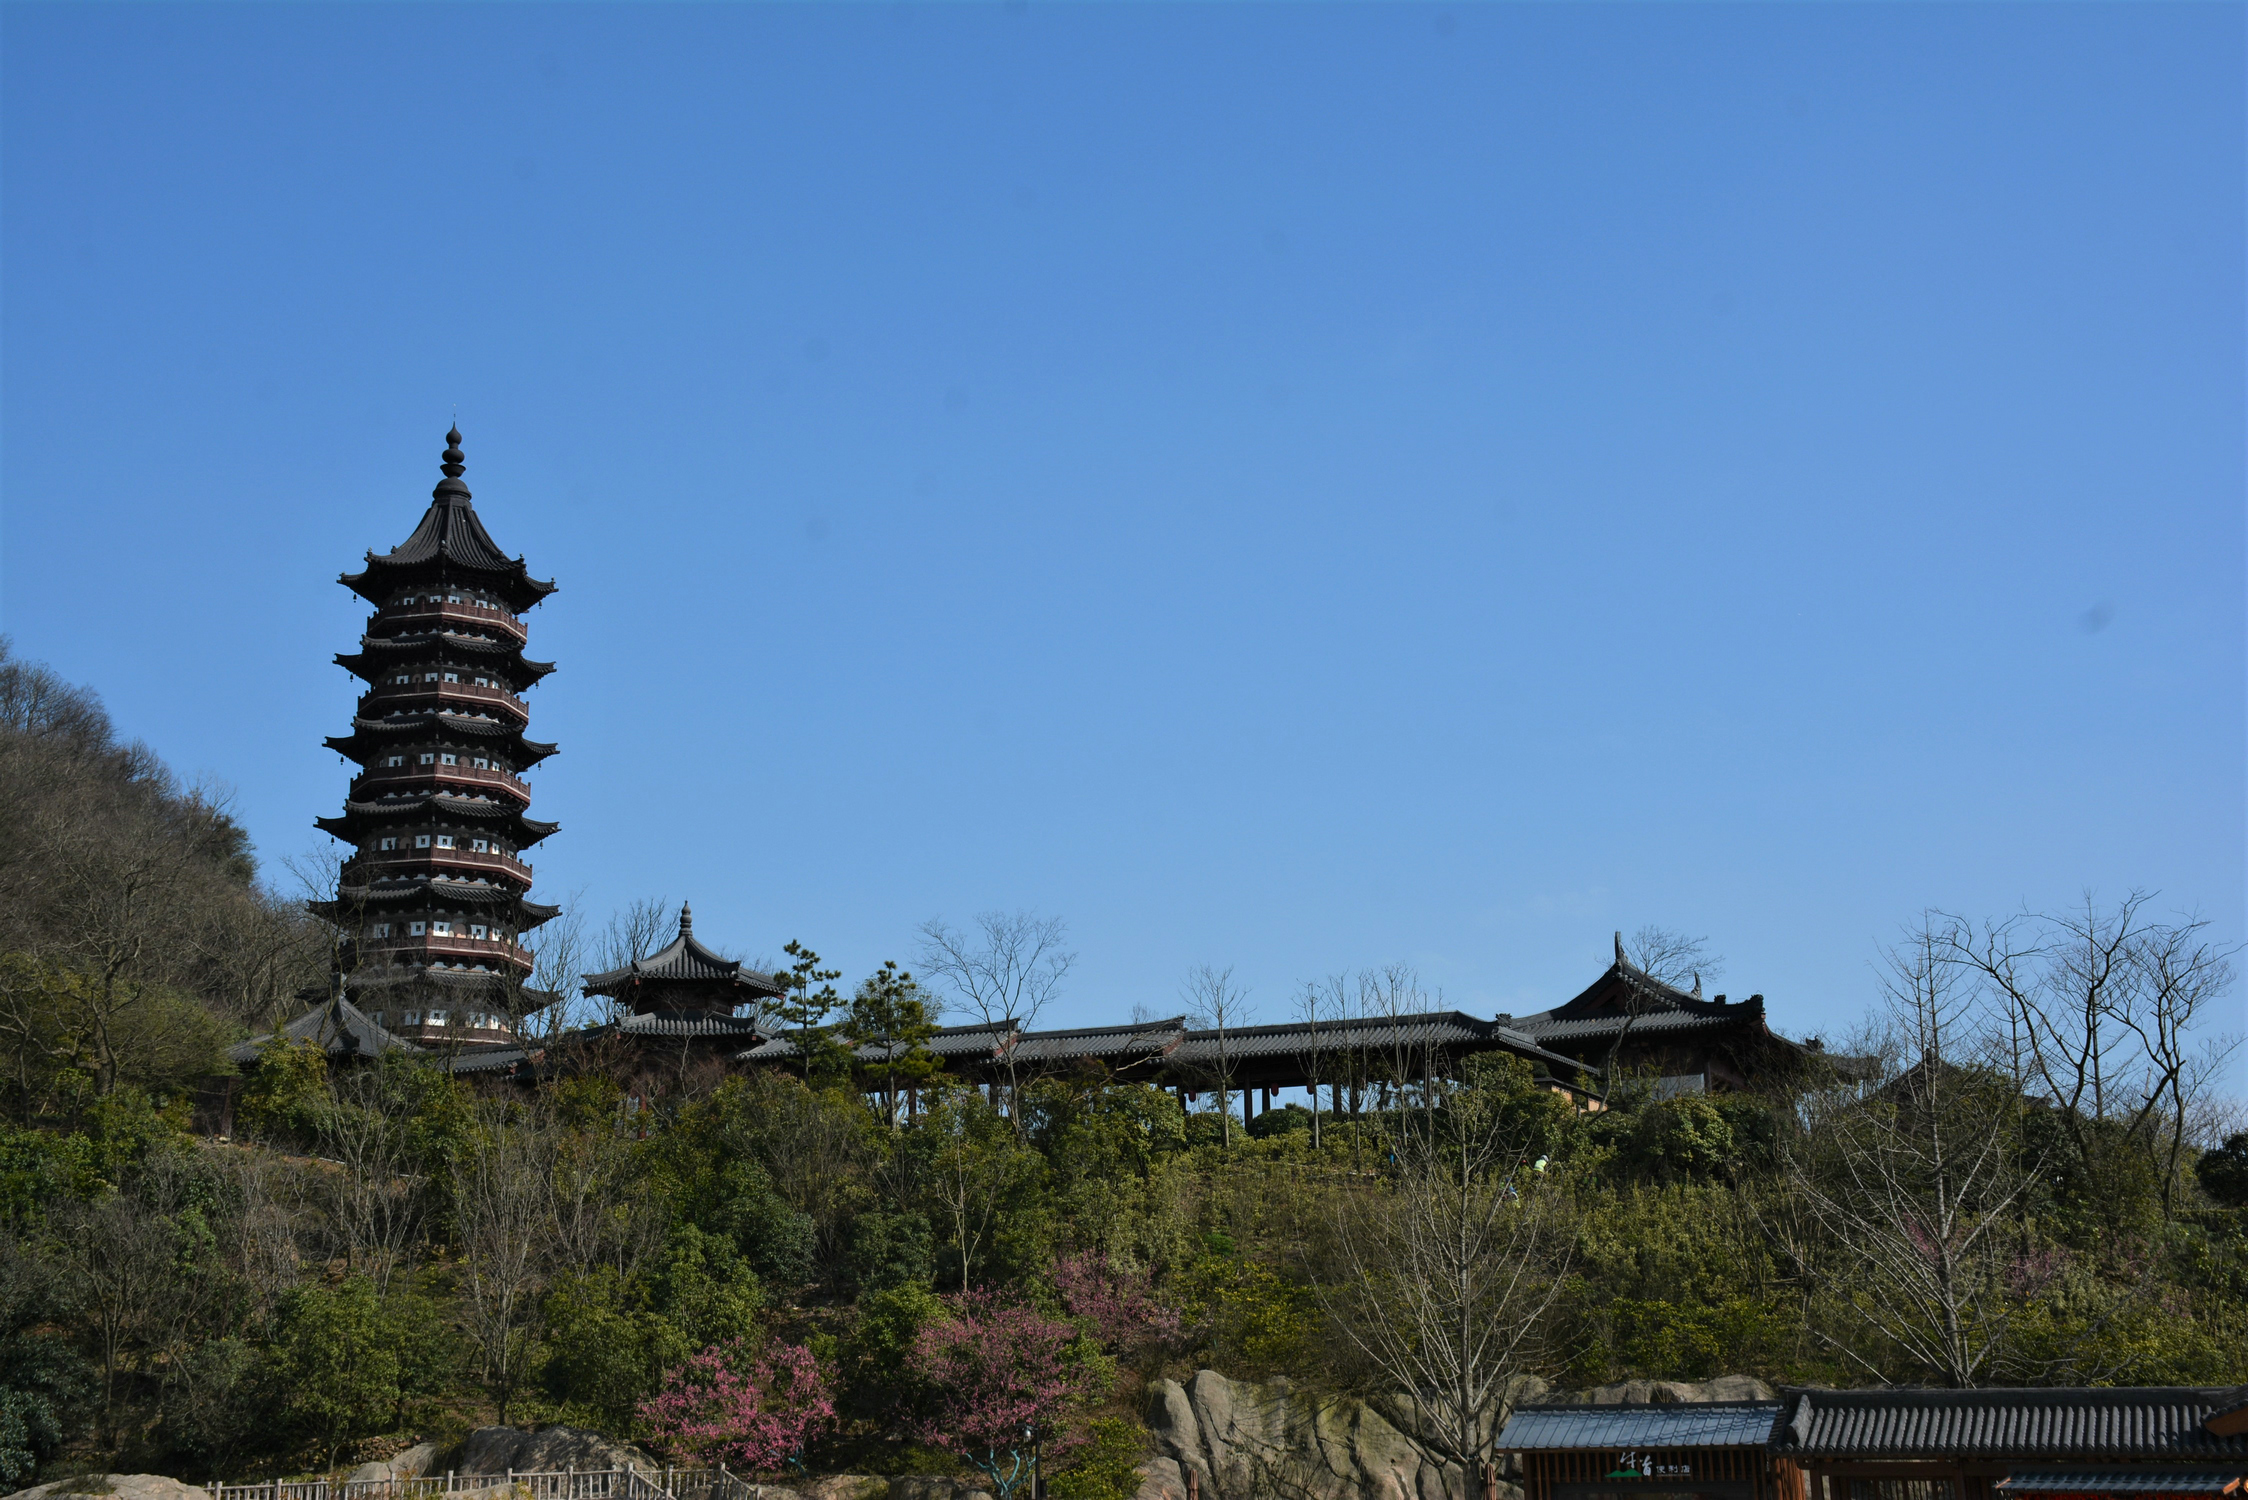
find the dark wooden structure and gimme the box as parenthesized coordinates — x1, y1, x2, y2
(1505, 934, 1833, 1096)
(1770, 1387, 2248, 1500)
(1499, 1401, 1800, 1500)
(1501, 1392, 2248, 1500)
(310, 428, 562, 1052)
(580, 902, 785, 1050)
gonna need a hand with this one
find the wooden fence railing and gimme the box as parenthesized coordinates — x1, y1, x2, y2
(204, 1466, 765, 1500)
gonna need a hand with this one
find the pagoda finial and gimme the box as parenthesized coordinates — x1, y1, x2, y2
(434, 425, 472, 503)
(680, 901, 694, 937)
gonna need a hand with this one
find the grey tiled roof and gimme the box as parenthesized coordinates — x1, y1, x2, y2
(1998, 1472, 2246, 1495)
(228, 997, 418, 1064)
(582, 905, 783, 999)
(614, 1012, 768, 1038)
(446, 1046, 533, 1074)
(1170, 1011, 1593, 1077)
(1513, 1008, 1747, 1042)
(1499, 1403, 1783, 1451)
(1774, 1388, 2248, 1461)
(1006, 1017, 1187, 1064)
(340, 434, 557, 611)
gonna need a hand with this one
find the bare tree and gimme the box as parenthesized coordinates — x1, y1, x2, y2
(318, 1066, 427, 1292)
(520, 891, 589, 1041)
(1780, 921, 2039, 1387)
(1936, 893, 2240, 1220)
(1185, 964, 1253, 1149)
(1627, 925, 1724, 991)
(1295, 975, 1351, 1150)
(453, 1108, 555, 1423)
(1317, 1073, 1568, 1500)
(918, 911, 1075, 1122)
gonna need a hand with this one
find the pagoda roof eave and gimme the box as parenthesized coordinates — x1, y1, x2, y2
(324, 716, 558, 767)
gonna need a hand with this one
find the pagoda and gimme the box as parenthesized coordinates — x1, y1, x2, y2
(581, 902, 784, 1048)
(312, 428, 561, 1050)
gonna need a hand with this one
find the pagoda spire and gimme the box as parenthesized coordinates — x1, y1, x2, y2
(680, 901, 694, 936)
(434, 425, 471, 503)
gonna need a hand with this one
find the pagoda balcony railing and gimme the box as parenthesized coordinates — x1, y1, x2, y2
(362, 935, 536, 971)
(352, 762, 531, 802)
(346, 847, 535, 883)
(375, 600, 527, 642)
(362, 681, 529, 723)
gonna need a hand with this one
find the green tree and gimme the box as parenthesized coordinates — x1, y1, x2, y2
(843, 962, 940, 1128)
(773, 942, 845, 1081)
(266, 1277, 401, 1469)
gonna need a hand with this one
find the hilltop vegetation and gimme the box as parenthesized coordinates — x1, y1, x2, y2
(1, 642, 2244, 1496)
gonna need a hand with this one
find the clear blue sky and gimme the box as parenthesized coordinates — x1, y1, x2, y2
(2, 4, 2241, 1076)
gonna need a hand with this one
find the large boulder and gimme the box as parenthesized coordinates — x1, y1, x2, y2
(6, 1479, 207, 1500)
(446, 1426, 660, 1477)
(347, 1442, 444, 1483)
(1138, 1369, 1545, 1500)
(1552, 1377, 1773, 1406)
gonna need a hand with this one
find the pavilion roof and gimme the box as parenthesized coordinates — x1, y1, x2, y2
(340, 430, 557, 611)
(228, 993, 418, 1065)
(581, 903, 785, 1001)
(1507, 934, 1770, 1047)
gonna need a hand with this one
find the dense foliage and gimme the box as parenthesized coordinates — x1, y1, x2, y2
(1, 643, 2242, 1495)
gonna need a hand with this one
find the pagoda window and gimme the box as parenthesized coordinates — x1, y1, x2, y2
(378, 837, 397, 850)
(470, 924, 489, 940)
(429, 1009, 449, 1024)
(472, 757, 488, 769)
(423, 673, 439, 683)
(472, 676, 490, 688)
(420, 753, 435, 765)
(393, 674, 411, 685)
(408, 921, 427, 936)
(443, 672, 460, 684)
(435, 835, 454, 848)
(470, 838, 489, 852)
(415, 835, 431, 848)
(447, 595, 461, 604)
(440, 753, 458, 765)
(403, 1010, 421, 1025)
(384, 755, 405, 767)
(431, 921, 453, 937)
(372, 923, 392, 937)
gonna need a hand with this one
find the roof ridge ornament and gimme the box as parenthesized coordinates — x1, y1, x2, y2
(434, 425, 472, 503)
(680, 901, 694, 936)
(1614, 930, 1626, 968)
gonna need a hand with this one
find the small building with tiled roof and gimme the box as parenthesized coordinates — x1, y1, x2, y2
(1504, 932, 1830, 1095)
(581, 902, 786, 1028)
(1498, 1387, 2248, 1500)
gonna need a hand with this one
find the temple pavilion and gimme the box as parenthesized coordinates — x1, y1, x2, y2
(310, 427, 562, 1051)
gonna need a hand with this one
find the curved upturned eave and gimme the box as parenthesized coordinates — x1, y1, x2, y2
(335, 635, 558, 684)
(323, 718, 560, 767)
(314, 799, 561, 846)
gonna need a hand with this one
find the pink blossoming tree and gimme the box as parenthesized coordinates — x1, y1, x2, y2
(1051, 1250, 1183, 1356)
(639, 1339, 834, 1475)
(909, 1291, 1091, 1499)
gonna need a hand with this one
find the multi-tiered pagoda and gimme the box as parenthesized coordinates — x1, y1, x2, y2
(313, 428, 560, 1050)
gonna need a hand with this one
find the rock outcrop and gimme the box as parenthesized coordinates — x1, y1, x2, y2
(346, 1442, 444, 1483)
(6, 1478, 208, 1500)
(444, 1426, 661, 1477)
(1551, 1377, 1774, 1406)
(1137, 1369, 1546, 1500)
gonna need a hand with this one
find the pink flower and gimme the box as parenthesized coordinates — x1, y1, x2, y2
(1051, 1251, 1183, 1355)
(639, 1339, 834, 1476)
(909, 1292, 1091, 1498)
